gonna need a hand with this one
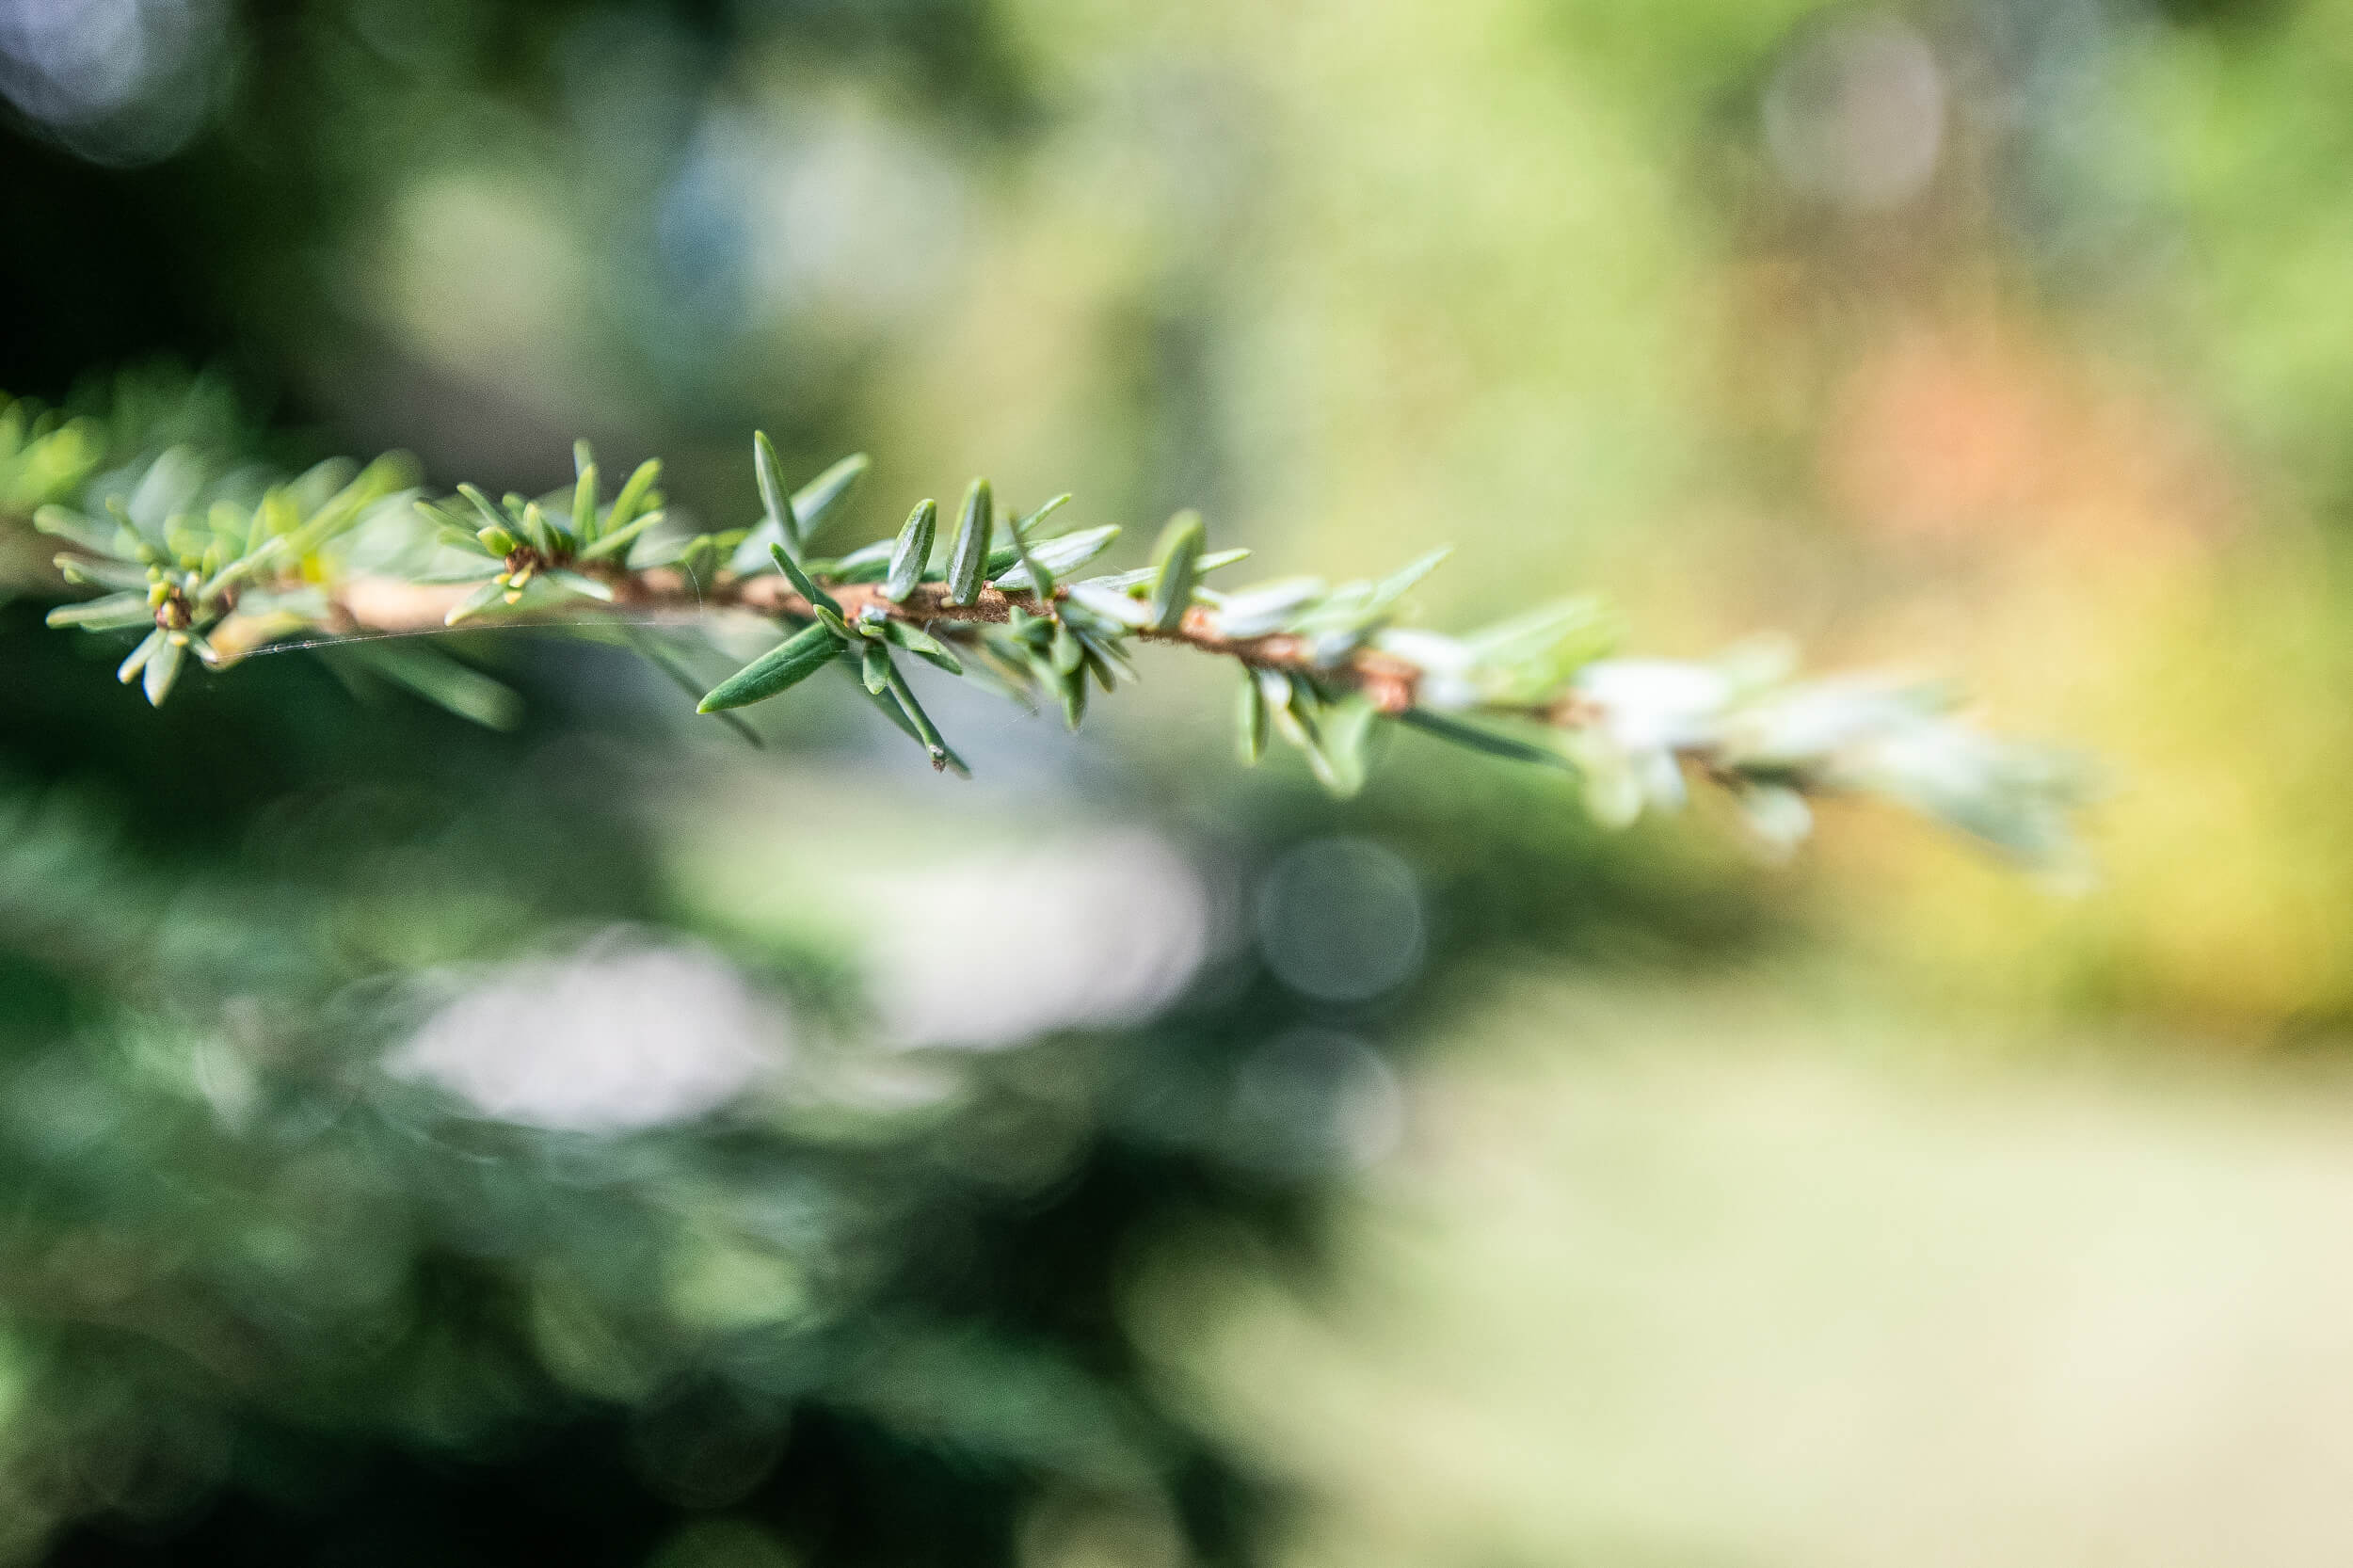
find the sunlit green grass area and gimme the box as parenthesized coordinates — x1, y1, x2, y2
(1146, 978, 2353, 1568)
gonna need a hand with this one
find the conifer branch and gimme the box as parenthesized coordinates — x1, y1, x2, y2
(4, 378, 2089, 864)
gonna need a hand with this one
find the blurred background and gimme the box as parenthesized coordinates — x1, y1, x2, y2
(6, 0, 2353, 1562)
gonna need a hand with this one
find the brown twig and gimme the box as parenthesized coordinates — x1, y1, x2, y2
(281, 567, 1437, 715)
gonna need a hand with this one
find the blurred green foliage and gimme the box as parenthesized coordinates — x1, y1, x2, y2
(9, 0, 2353, 1563)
